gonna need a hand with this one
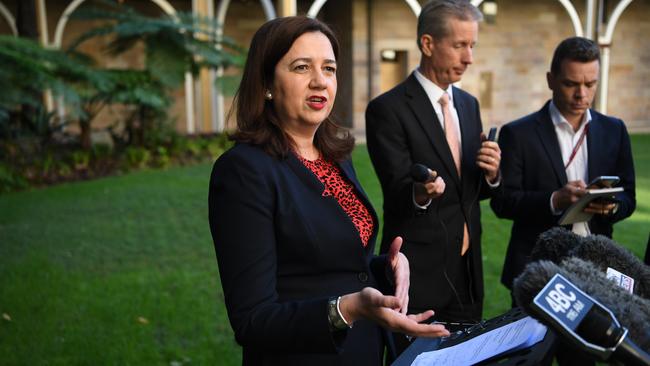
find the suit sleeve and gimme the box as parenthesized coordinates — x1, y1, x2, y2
(365, 98, 420, 217)
(605, 120, 636, 223)
(208, 151, 342, 353)
(490, 124, 556, 220)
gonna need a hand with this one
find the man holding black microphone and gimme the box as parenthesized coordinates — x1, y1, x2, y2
(491, 36, 636, 365)
(365, 0, 502, 354)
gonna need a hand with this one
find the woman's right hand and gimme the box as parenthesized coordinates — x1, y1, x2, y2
(339, 288, 450, 338)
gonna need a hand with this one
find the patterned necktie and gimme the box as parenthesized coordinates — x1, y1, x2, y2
(439, 92, 470, 255)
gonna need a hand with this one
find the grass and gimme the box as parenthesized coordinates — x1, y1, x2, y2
(1, 135, 648, 365)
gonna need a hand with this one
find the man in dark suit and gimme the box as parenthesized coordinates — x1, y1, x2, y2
(366, 0, 501, 340)
(491, 36, 636, 293)
(490, 37, 636, 364)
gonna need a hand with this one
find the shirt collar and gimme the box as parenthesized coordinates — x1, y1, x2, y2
(549, 100, 592, 132)
(414, 67, 454, 106)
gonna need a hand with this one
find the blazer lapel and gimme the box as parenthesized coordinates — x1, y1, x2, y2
(404, 75, 460, 185)
(453, 88, 476, 178)
(285, 153, 325, 193)
(286, 154, 373, 261)
(586, 111, 602, 182)
(338, 159, 380, 248)
(535, 101, 567, 186)
(453, 88, 480, 198)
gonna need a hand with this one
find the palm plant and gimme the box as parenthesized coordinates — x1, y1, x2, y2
(74, 67, 169, 149)
(0, 35, 110, 141)
(66, 0, 244, 147)
(68, 0, 244, 89)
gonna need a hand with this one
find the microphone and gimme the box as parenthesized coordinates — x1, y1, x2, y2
(558, 257, 650, 350)
(530, 227, 583, 263)
(513, 259, 650, 365)
(487, 126, 498, 142)
(410, 163, 432, 183)
(530, 227, 650, 299)
(572, 235, 650, 299)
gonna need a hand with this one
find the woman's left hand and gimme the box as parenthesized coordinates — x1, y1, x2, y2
(387, 236, 409, 315)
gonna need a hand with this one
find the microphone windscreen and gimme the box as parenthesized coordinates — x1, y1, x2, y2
(410, 163, 431, 183)
(512, 260, 564, 316)
(571, 234, 650, 299)
(513, 258, 650, 351)
(559, 257, 650, 351)
(530, 227, 583, 263)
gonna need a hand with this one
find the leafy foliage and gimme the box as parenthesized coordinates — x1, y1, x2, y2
(0, 133, 233, 193)
(0, 35, 111, 138)
(64, 0, 245, 149)
(68, 0, 245, 88)
(0, 0, 245, 193)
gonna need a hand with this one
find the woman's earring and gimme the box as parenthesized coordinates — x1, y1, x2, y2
(264, 90, 273, 100)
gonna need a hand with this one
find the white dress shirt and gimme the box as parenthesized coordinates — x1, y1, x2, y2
(414, 68, 462, 147)
(411, 69, 498, 209)
(548, 100, 591, 236)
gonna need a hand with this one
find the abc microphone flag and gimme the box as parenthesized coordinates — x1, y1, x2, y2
(515, 262, 650, 366)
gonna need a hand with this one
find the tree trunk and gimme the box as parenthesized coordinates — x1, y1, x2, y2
(16, 0, 41, 139)
(80, 120, 92, 150)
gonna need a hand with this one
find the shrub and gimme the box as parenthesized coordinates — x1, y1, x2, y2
(124, 147, 151, 170)
(0, 163, 28, 193)
(152, 146, 170, 169)
(70, 150, 91, 171)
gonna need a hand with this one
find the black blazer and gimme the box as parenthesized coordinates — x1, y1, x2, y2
(365, 73, 497, 314)
(491, 101, 636, 289)
(208, 143, 393, 365)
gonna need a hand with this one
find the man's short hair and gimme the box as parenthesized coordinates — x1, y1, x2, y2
(417, 0, 483, 50)
(550, 37, 600, 75)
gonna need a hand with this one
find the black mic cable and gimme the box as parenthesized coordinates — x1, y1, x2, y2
(410, 163, 467, 319)
(462, 127, 499, 305)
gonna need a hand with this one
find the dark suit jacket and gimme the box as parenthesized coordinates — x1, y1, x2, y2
(365, 73, 497, 316)
(208, 143, 394, 366)
(491, 101, 636, 289)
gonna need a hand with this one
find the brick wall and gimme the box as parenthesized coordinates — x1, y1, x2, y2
(608, 0, 650, 132)
(355, 0, 649, 134)
(2, 0, 648, 135)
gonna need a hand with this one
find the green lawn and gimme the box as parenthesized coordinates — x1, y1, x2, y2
(1, 135, 648, 365)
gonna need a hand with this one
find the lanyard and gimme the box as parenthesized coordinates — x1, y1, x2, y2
(565, 123, 590, 170)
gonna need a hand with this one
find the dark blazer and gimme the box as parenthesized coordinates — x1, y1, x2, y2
(365, 73, 497, 316)
(491, 101, 636, 289)
(208, 143, 393, 366)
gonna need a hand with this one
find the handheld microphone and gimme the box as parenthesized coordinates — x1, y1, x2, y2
(530, 227, 650, 298)
(513, 259, 650, 365)
(487, 127, 498, 142)
(410, 163, 432, 183)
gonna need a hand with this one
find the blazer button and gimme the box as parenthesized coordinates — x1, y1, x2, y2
(358, 272, 369, 283)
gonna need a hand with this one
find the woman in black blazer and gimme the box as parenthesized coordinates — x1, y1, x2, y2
(208, 16, 449, 365)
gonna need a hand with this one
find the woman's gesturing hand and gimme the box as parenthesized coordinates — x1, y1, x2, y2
(387, 236, 409, 314)
(339, 288, 450, 338)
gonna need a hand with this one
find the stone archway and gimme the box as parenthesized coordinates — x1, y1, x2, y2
(0, 1, 17, 35)
(53, 0, 178, 48)
(213, 0, 276, 132)
(50, 0, 197, 133)
(307, 0, 420, 18)
(597, 0, 633, 114)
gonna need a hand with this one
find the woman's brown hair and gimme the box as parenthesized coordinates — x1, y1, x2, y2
(229, 16, 354, 161)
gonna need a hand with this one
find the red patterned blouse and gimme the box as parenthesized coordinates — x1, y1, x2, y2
(297, 155, 374, 247)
